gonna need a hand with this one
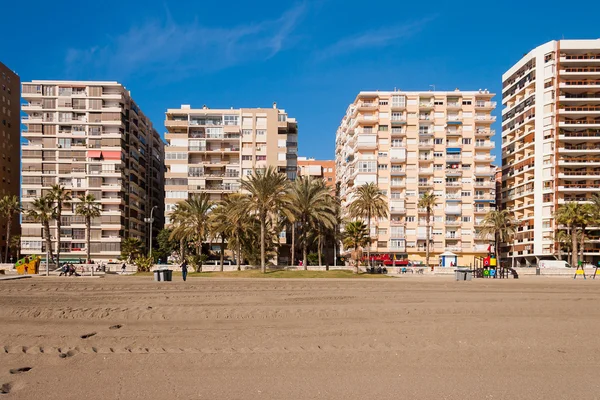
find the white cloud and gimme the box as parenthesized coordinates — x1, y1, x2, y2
(65, 3, 307, 80)
(314, 16, 437, 61)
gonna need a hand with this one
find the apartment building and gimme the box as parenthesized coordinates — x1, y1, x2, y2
(21, 81, 165, 262)
(0, 62, 20, 260)
(297, 157, 336, 191)
(164, 103, 298, 220)
(501, 39, 600, 267)
(336, 90, 497, 266)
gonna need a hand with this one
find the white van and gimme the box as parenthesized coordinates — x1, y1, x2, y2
(538, 260, 571, 268)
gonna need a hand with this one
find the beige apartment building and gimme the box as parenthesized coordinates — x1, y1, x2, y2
(0, 62, 20, 261)
(163, 103, 298, 224)
(336, 90, 497, 267)
(297, 157, 336, 191)
(501, 39, 600, 267)
(21, 81, 165, 262)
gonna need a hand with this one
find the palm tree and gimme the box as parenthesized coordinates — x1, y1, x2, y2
(479, 210, 517, 268)
(555, 230, 572, 261)
(0, 195, 22, 263)
(209, 202, 230, 272)
(417, 191, 437, 269)
(289, 177, 337, 270)
(348, 183, 388, 267)
(577, 204, 595, 265)
(556, 202, 581, 267)
(342, 221, 371, 274)
(169, 193, 213, 272)
(220, 194, 251, 271)
(28, 196, 56, 266)
(75, 194, 101, 265)
(240, 166, 293, 273)
(121, 237, 144, 263)
(47, 185, 72, 268)
(10, 235, 21, 262)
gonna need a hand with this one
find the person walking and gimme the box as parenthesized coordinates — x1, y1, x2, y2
(121, 262, 126, 274)
(181, 260, 188, 282)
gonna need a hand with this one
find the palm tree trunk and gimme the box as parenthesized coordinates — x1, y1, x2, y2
(220, 235, 225, 272)
(426, 209, 431, 269)
(55, 210, 62, 270)
(86, 219, 93, 276)
(366, 213, 371, 268)
(4, 217, 11, 263)
(197, 244, 202, 273)
(291, 223, 295, 267)
(44, 222, 54, 261)
(495, 234, 501, 275)
(318, 232, 322, 267)
(579, 226, 586, 266)
(260, 215, 266, 273)
(237, 236, 241, 271)
(571, 226, 578, 268)
(303, 237, 308, 271)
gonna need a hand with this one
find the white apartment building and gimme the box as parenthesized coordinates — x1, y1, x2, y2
(21, 81, 165, 262)
(164, 103, 298, 224)
(336, 90, 497, 267)
(501, 39, 600, 267)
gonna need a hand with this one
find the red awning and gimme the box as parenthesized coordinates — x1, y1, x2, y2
(87, 150, 102, 158)
(102, 151, 122, 160)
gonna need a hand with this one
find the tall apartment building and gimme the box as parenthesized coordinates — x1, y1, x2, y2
(501, 39, 600, 267)
(297, 157, 336, 191)
(0, 62, 20, 260)
(163, 103, 298, 224)
(21, 81, 165, 262)
(336, 90, 497, 266)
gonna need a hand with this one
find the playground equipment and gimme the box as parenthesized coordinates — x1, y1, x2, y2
(473, 254, 518, 279)
(15, 255, 41, 275)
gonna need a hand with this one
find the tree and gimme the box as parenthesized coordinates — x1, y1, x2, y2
(155, 228, 177, 263)
(577, 204, 595, 264)
(556, 202, 582, 267)
(479, 210, 517, 268)
(28, 196, 56, 264)
(9, 235, 21, 262)
(349, 183, 388, 267)
(169, 193, 213, 272)
(0, 195, 22, 263)
(342, 221, 371, 274)
(220, 194, 252, 271)
(289, 177, 337, 270)
(209, 202, 230, 272)
(74, 194, 101, 265)
(240, 166, 293, 273)
(417, 191, 437, 268)
(555, 230, 572, 261)
(121, 238, 144, 263)
(47, 185, 72, 268)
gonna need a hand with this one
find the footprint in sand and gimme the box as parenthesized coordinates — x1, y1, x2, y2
(109, 324, 122, 330)
(80, 332, 97, 339)
(59, 350, 76, 359)
(0, 383, 11, 394)
(9, 368, 32, 375)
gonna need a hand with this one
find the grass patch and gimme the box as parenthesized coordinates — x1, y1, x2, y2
(134, 269, 390, 279)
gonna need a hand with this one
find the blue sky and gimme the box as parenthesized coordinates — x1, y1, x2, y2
(2, 0, 600, 161)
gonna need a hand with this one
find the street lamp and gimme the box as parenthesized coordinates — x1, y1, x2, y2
(145, 205, 158, 259)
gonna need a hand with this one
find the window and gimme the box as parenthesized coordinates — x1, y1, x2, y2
(379, 125, 388, 131)
(378, 228, 388, 235)
(224, 115, 239, 126)
(379, 100, 388, 106)
(377, 241, 387, 248)
(358, 161, 376, 173)
(406, 216, 415, 222)
(434, 101, 444, 106)
(461, 216, 471, 222)
(256, 130, 266, 136)
(256, 155, 266, 161)
(461, 191, 471, 197)
(378, 152, 388, 158)
(166, 191, 188, 198)
(327, 168, 333, 173)
(242, 155, 252, 161)
(434, 138, 444, 145)
(462, 138, 471, 145)
(378, 164, 388, 170)
(391, 95, 406, 107)
(243, 129, 252, 136)
(433, 152, 443, 158)
(462, 100, 472, 106)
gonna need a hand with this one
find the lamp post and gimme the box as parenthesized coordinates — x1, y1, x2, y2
(145, 206, 158, 259)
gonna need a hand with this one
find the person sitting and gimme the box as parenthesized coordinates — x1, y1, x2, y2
(59, 263, 69, 276)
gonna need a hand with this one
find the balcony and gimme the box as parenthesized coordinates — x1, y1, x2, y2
(474, 207, 494, 214)
(558, 183, 600, 191)
(445, 220, 461, 226)
(560, 105, 600, 114)
(445, 208, 462, 214)
(418, 167, 434, 175)
(445, 167, 463, 176)
(475, 101, 497, 109)
(446, 129, 462, 136)
(390, 128, 406, 137)
(390, 168, 405, 176)
(475, 129, 495, 136)
(390, 207, 406, 214)
(475, 142, 496, 149)
(358, 102, 378, 110)
(447, 102, 461, 109)
(474, 181, 495, 188)
(475, 115, 497, 123)
(559, 118, 600, 127)
(560, 79, 600, 88)
(418, 181, 433, 188)
(165, 119, 189, 127)
(559, 130, 600, 140)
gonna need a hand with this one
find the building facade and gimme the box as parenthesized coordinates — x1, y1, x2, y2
(21, 81, 165, 262)
(0, 62, 20, 261)
(336, 90, 497, 266)
(297, 157, 336, 191)
(163, 103, 298, 224)
(501, 39, 600, 267)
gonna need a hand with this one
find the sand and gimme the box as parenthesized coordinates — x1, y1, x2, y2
(1, 275, 599, 399)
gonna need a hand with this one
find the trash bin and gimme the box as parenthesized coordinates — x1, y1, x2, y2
(465, 270, 473, 281)
(536, 267, 540, 276)
(163, 269, 172, 281)
(455, 268, 471, 281)
(153, 270, 161, 282)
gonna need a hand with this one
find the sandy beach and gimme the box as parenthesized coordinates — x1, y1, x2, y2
(1, 275, 599, 399)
